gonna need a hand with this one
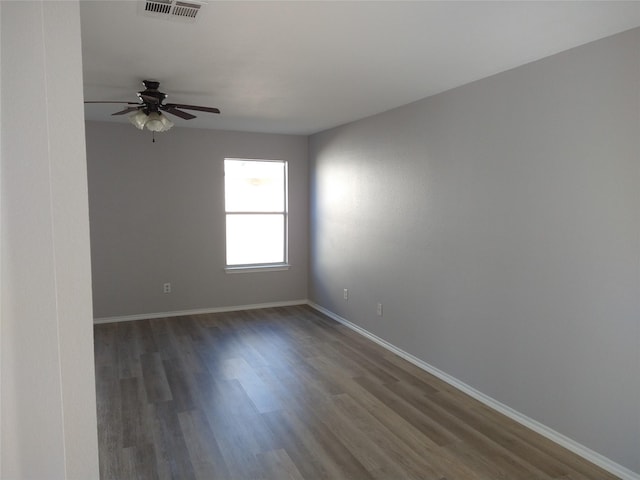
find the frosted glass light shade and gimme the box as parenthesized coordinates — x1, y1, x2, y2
(146, 112, 174, 132)
(158, 113, 174, 131)
(128, 110, 174, 132)
(129, 110, 147, 130)
(145, 112, 164, 132)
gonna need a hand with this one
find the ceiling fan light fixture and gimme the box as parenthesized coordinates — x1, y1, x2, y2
(145, 112, 173, 132)
(129, 109, 147, 130)
(128, 110, 174, 132)
(158, 112, 174, 131)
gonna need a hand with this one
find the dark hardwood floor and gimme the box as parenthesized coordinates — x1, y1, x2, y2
(94, 305, 618, 480)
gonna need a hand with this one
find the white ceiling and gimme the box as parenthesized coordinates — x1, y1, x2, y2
(81, 1, 640, 135)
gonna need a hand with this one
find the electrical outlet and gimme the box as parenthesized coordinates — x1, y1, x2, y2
(376, 303, 383, 316)
(163, 282, 171, 294)
(343, 289, 349, 300)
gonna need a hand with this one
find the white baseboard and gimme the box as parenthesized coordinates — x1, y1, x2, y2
(307, 301, 640, 480)
(93, 299, 308, 324)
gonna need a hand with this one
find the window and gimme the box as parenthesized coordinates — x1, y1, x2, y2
(224, 159, 288, 270)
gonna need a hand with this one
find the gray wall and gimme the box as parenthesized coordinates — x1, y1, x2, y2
(86, 122, 308, 319)
(309, 28, 640, 473)
(1, 2, 99, 478)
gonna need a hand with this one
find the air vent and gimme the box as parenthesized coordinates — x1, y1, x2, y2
(141, 0, 205, 22)
(145, 0, 171, 14)
(173, 1, 200, 18)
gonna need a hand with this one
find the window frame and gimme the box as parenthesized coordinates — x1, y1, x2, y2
(223, 158, 289, 273)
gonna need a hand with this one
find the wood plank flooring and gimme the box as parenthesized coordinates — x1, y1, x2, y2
(94, 305, 618, 480)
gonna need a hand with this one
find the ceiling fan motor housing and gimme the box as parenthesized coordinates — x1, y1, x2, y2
(137, 80, 167, 112)
(143, 80, 160, 89)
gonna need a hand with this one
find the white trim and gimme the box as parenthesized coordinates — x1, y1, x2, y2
(225, 264, 290, 274)
(307, 301, 640, 480)
(93, 299, 307, 325)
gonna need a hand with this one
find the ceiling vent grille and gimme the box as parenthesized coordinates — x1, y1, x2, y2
(173, 1, 200, 18)
(142, 0, 205, 22)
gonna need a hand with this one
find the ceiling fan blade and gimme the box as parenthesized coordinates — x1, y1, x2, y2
(112, 107, 140, 116)
(84, 101, 141, 105)
(161, 106, 197, 120)
(165, 103, 220, 114)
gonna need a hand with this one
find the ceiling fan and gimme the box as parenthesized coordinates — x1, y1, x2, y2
(85, 80, 220, 139)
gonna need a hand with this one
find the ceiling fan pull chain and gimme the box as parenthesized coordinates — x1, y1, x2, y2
(152, 131, 156, 143)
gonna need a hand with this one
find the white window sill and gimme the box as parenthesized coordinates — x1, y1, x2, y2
(225, 264, 290, 274)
